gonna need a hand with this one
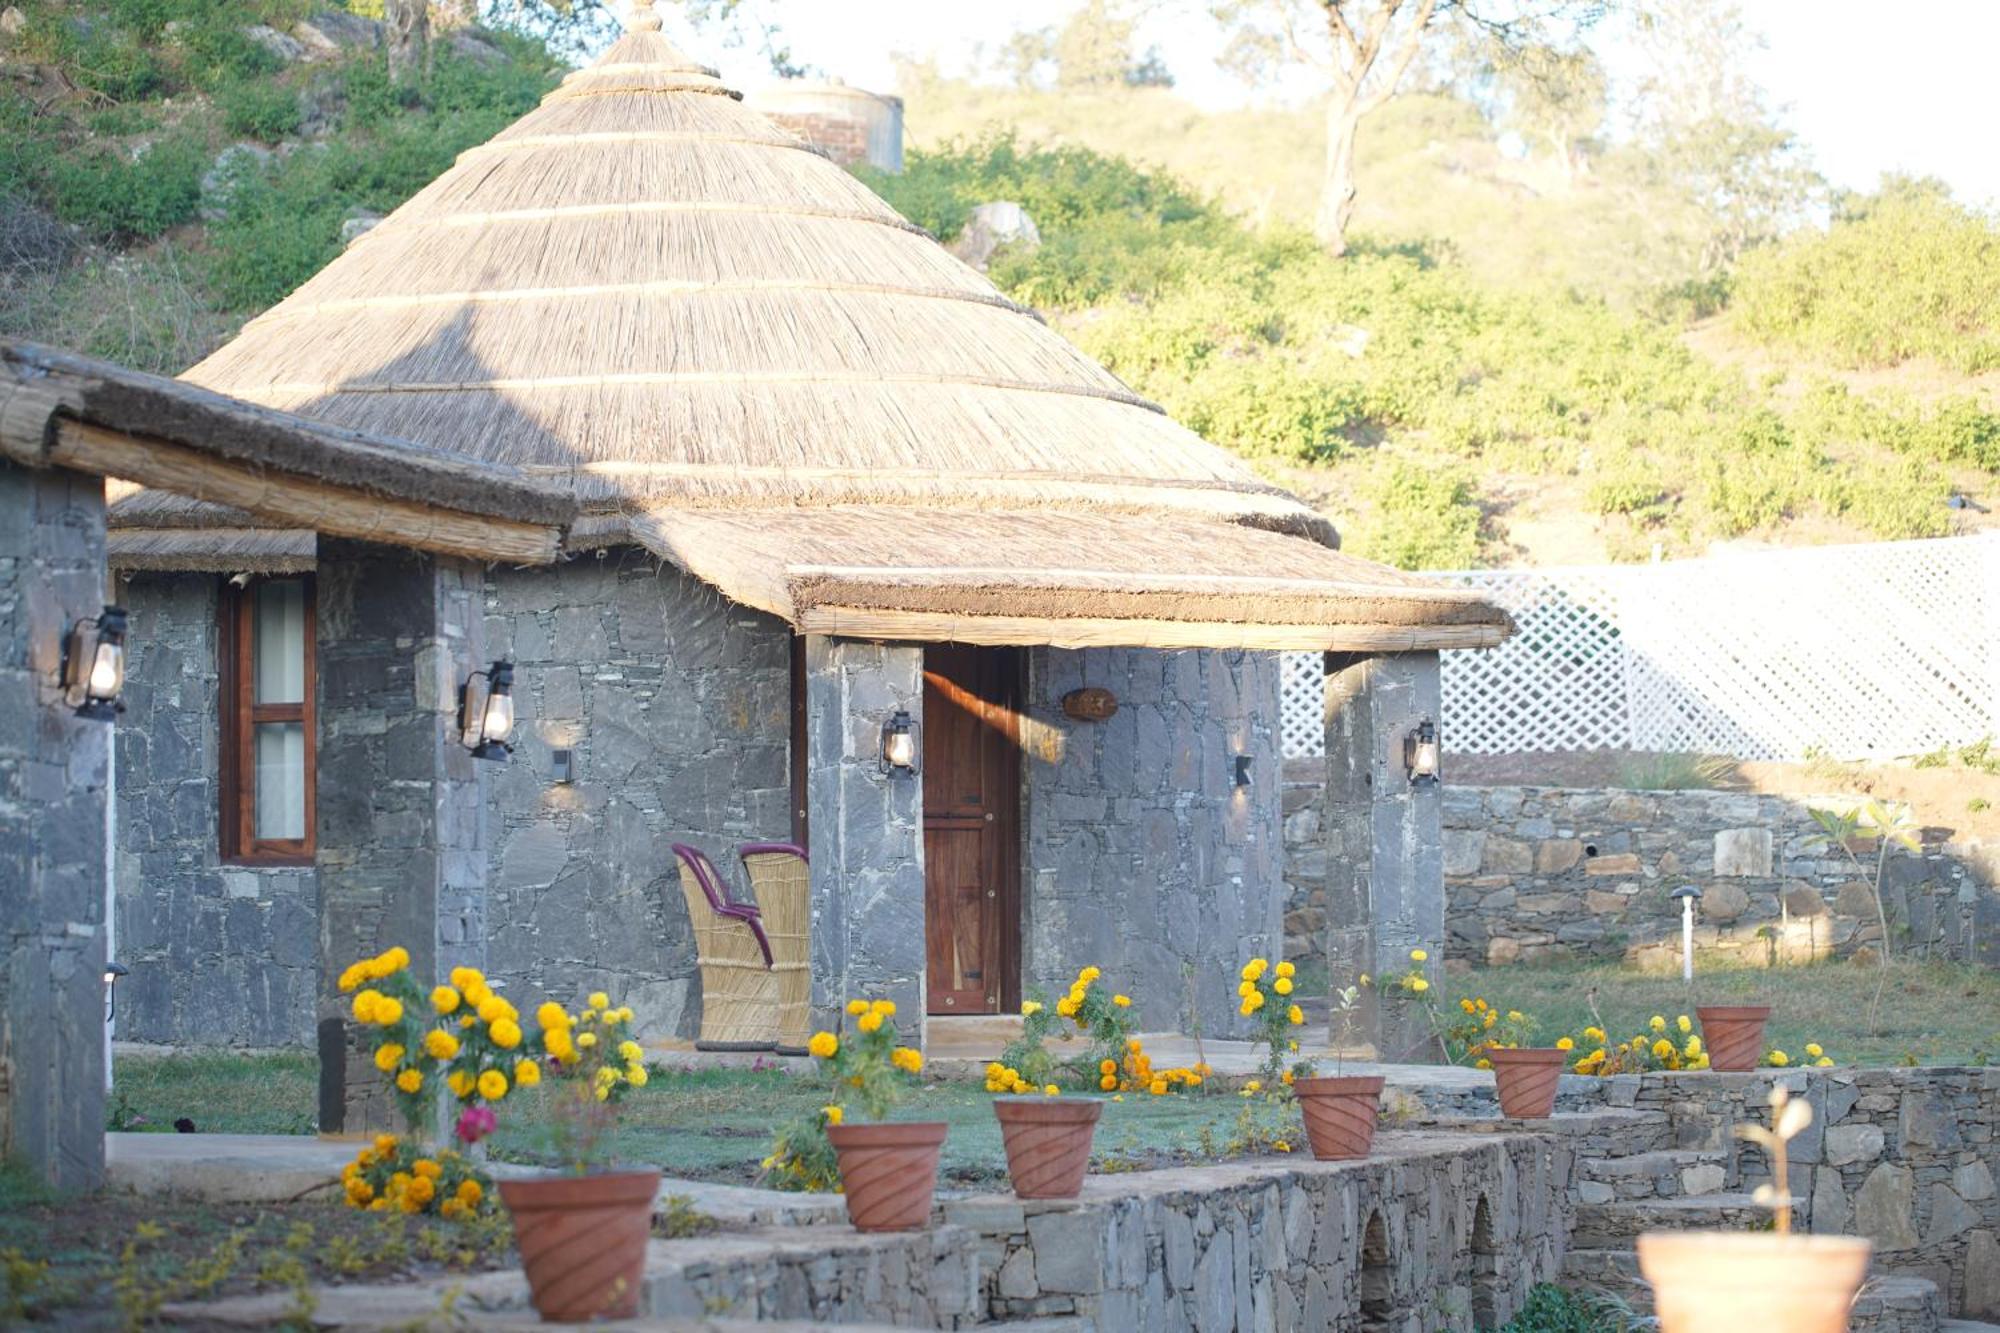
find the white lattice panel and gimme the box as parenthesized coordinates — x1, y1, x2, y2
(1279, 651, 1325, 757)
(1278, 534, 1999, 761)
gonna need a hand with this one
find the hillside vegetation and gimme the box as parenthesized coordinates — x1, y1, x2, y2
(2, 5, 1995, 567)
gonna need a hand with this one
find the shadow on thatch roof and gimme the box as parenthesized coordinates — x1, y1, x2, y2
(105, 1, 1510, 650)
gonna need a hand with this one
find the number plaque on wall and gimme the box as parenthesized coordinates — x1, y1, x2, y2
(1061, 687, 1119, 722)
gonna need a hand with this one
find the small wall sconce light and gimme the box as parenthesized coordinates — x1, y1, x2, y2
(1404, 719, 1441, 785)
(1234, 754, 1254, 788)
(104, 960, 129, 1023)
(880, 709, 919, 776)
(550, 748, 575, 784)
(459, 660, 516, 761)
(63, 604, 129, 721)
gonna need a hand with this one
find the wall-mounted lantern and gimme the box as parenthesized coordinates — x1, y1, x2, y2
(1234, 754, 1254, 788)
(880, 709, 918, 776)
(63, 604, 128, 721)
(1404, 719, 1441, 785)
(459, 660, 516, 761)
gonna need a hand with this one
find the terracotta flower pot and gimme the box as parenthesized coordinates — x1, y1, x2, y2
(1488, 1047, 1566, 1119)
(1638, 1231, 1871, 1333)
(1293, 1075, 1385, 1160)
(1697, 1004, 1772, 1072)
(498, 1168, 661, 1323)
(827, 1120, 947, 1232)
(993, 1096, 1103, 1199)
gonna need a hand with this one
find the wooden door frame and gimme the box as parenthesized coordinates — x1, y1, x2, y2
(920, 643, 1024, 1015)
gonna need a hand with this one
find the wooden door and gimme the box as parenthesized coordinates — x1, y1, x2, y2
(922, 643, 1022, 1015)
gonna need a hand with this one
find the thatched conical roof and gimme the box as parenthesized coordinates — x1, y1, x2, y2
(130, 3, 1510, 650)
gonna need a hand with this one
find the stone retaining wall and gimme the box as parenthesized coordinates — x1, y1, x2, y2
(1440, 786, 1997, 969)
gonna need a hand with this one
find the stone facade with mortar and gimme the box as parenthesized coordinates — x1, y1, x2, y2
(113, 573, 317, 1048)
(1023, 646, 1284, 1038)
(1439, 786, 1997, 970)
(0, 460, 111, 1190)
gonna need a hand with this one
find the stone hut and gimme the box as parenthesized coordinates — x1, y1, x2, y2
(101, 3, 1509, 1093)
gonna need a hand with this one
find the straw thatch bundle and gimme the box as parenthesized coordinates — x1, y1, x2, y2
(113, 2, 1508, 648)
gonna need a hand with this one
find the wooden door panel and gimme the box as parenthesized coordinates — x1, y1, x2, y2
(922, 644, 1021, 1014)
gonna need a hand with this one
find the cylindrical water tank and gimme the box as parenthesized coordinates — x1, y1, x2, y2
(746, 78, 904, 174)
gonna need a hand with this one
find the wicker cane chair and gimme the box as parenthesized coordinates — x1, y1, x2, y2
(672, 843, 778, 1051)
(738, 843, 811, 1056)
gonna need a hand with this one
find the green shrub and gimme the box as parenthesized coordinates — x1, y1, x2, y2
(219, 80, 303, 141)
(43, 135, 205, 240)
(1500, 1283, 1646, 1332)
(1351, 460, 1484, 570)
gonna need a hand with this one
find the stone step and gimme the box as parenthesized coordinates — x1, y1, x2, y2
(1574, 1148, 1731, 1202)
(1939, 1322, 2000, 1332)
(1849, 1275, 1945, 1333)
(1557, 1246, 1648, 1298)
(1570, 1193, 1769, 1248)
(1418, 1106, 1673, 1152)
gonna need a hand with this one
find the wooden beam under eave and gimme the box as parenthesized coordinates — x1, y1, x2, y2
(49, 419, 561, 565)
(795, 605, 1509, 652)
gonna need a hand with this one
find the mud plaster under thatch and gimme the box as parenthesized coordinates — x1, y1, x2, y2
(112, 4, 1510, 651)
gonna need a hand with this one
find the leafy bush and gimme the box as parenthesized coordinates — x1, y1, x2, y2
(1500, 1283, 1648, 1332)
(1732, 183, 2000, 373)
(219, 80, 302, 141)
(42, 135, 205, 240)
(1352, 461, 1484, 570)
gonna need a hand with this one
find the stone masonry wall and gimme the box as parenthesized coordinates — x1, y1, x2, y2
(1023, 647, 1284, 1039)
(947, 1130, 1568, 1332)
(0, 460, 110, 1190)
(482, 553, 793, 1045)
(1441, 786, 1998, 969)
(1622, 1067, 2000, 1320)
(113, 573, 316, 1047)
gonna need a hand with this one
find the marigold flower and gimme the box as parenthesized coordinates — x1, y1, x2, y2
(373, 1042, 404, 1073)
(431, 986, 460, 1015)
(890, 1046, 923, 1073)
(457, 1179, 482, 1205)
(1410, 978, 1430, 993)
(1409, 948, 1428, 962)
(1243, 1079, 1262, 1093)
(1475, 1058, 1492, 1070)
(1280, 1070, 1295, 1086)
(1506, 1010, 1523, 1023)
(1768, 1050, 1790, 1067)
(1113, 994, 1131, 1007)
(1273, 977, 1293, 996)
(424, 1028, 460, 1061)
(447, 1071, 474, 1099)
(489, 1018, 523, 1050)
(1021, 1000, 1042, 1016)
(808, 1031, 838, 1059)
(577, 1031, 598, 1049)
(1127, 1038, 1143, 1052)
(544, 1027, 574, 1061)
(1583, 1026, 1604, 1043)
(1684, 1036, 1703, 1057)
(1149, 1078, 1167, 1096)
(871, 999, 897, 1016)
(352, 989, 382, 1024)
(1556, 1036, 1575, 1051)
(381, 947, 410, 972)
(1815, 1056, 1833, 1067)
(396, 1068, 424, 1094)
(1677, 1015, 1692, 1034)
(449, 966, 482, 992)
(337, 964, 364, 993)
(463, 979, 491, 1008)
(513, 1058, 542, 1088)
(1100, 1075, 1118, 1090)
(1275, 961, 1296, 979)
(477, 995, 517, 1026)
(1078, 967, 1101, 984)
(857, 1011, 884, 1035)
(1805, 1042, 1823, 1059)
(1652, 1039, 1675, 1060)
(626, 1064, 648, 1087)
(588, 991, 610, 1010)
(1287, 1005, 1305, 1025)
(1056, 997, 1078, 1017)
(476, 1069, 508, 1101)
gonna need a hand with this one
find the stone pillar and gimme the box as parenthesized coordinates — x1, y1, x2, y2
(1322, 651, 1443, 1062)
(315, 541, 487, 1134)
(0, 460, 109, 1190)
(801, 636, 925, 1036)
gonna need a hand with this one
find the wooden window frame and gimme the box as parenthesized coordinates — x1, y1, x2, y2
(219, 575, 316, 865)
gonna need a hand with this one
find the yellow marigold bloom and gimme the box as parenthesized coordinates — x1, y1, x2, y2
(1273, 1140, 1291, 1153)
(577, 1031, 598, 1049)
(1584, 1026, 1604, 1043)
(447, 1071, 474, 1099)
(1149, 1078, 1168, 1096)
(381, 947, 410, 972)
(890, 1046, 923, 1073)
(1358, 974, 1370, 987)
(1409, 948, 1428, 962)
(870, 999, 897, 1017)
(536, 1001, 570, 1030)
(1476, 1058, 1493, 1070)
(477, 1069, 509, 1100)
(374, 1043, 405, 1072)
(1113, 994, 1131, 1007)
(1769, 1050, 1790, 1067)
(1652, 1039, 1675, 1060)
(1685, 1036, 1703, 1057)
(619, 1040, 644, 1063)
(857, 1011, 884, 1035)
(626, 1064, 648, 1087)
(1461, 998, 1477, 1014)
(514, 1058, 542, 1088)
(1021, 1000, 1042, 1016)
(374, 1133, 397, 1153)
(1484, 1010, 1496, 1027)
(412, 1157, 442, 1179)
(1410, 978, 1430, 993)
(1275, 961, 1296, 979)
(1056, 997, 1078, 1017)
(1288, 1005, 1305, 1026)
(1280, 1070, 1295, 1086)
(1805, 1042, 1823, 1058)
(844, 999, 869, 1016)
(1100, 1075, 1118, 1090)
(1650, 1015, 1667, 1033)
(475, 995, 514, 1026)
(424, 1029, 460, 1061)
(337, 964, 364, 993)
(808, 1031, 838, 1059)
(449, 966, 482, 991)
(544, 1027, 574, 1061)
(376, 996, 405, 1025)
(463, 979, 491, 1008)
(1556, 1036, 1574, 1051)
(1474, 998, 1488, 1011)
(457, 1179, 482, 1205)
(1677, 1015, 1692, 1034)
(352, 989, 382, 1023)
(588, 991, 610, 1010)
(1506, 1010, 1523, 1023)
(1816, 1057, 1833, 1067)
(428, 986, 458, 1015)
(821, 1104, 844, 1125)
(489, 1018, 523, 1050)
(1244, 1079, 1262, 1093)
(1079, 966, 1101, 984)
(1127, 1038, 1143, 1052)
(1273, 977, 1293, 996)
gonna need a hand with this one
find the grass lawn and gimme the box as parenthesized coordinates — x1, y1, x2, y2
(1435, 957, 2000, 1068)
(111, 1055, 1295, 1187)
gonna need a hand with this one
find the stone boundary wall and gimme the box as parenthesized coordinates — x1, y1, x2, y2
(1440, 786, 1997, 969)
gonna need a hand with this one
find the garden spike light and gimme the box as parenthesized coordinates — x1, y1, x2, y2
(1670, 884, 1702, 984)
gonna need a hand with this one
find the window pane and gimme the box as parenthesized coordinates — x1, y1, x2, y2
(253, 580, 306, 705)
(254, 722, 306, 841)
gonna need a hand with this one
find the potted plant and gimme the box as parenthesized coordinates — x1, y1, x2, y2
(1276, 966, 1383, 1160)
(986, 977, 1102, 1200)
(1696, 1003, 1773, 1071)
(498, 989, 660, 1323)
(809, 998, 942, 1232)
(1639, 1086, 1870, 1332)
(1396, 957, 1564, 1118)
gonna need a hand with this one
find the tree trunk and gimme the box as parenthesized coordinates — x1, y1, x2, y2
(385, 0, 427, 81)
(1318, 101, 1362, 257)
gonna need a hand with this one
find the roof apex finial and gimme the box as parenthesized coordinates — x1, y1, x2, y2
(626, 0, 663, 33)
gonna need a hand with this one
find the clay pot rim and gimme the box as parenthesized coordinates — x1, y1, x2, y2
(497, 1167, 662, 1207)
(1293, 1074, 1386, 1095)
(1486, 1046, 1568, 1063)
(826, 1119, 949, 1147)
(991, 1096, 1105, 1123)
(1638, 1230, 1871, 1258)
(1695, 1004, 1773, 1020)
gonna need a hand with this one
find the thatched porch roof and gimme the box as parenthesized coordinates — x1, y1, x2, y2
(111, 2, 1510, 651)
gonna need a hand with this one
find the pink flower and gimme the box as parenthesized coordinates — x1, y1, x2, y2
(454, 1105, 497, 1145)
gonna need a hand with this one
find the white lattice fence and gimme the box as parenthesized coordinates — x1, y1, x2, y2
(1279, 534, 2000, 761)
